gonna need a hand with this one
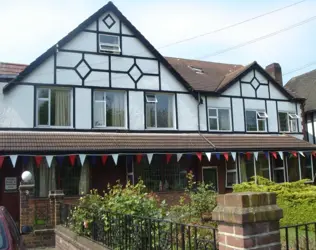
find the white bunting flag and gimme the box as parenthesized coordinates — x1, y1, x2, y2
(231, 152, 236, 162)
(46, 156, 54, 168)
(299, 151, 305, 157)
(10, 155, 18, 168)
(205, 152, 211, 162)
(112, 154, 119, 165)
(278, 151, 283, 160)
(147, 153, 154, 164)
(176, 153, 183, 162)
(79, 154, 86, 165)
(254, 152, 259, 161)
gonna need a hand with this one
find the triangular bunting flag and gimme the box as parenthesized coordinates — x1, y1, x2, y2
(291, 152, 297, 158)
(79, 154, 86, 165)
(101, 155, 108, 165)
(136, 154, 142, 164)
(231, 152, 236, 162)
(278, 152, 283, 160)
(271, 152, 277, 159)
(166, 154, 172, 164)
(112, 154, 119, 165)
(46, 156, 54, 168)
(196, 152, 202, 161)
(186, 154, 192, 159)
(147, 153, 154, 164)
(0, 156, 4, 169)
(34, 156, 43, 167)
(223, 152, 229, 161)
(264, 152, 269, 159)
(177, 153, 183, 162)
(215, 153, 220, 160)
(90, 155, 96, 165)
(22, 156, 29, 165)
(69, 155, 76, 166)
(312, 151, 316, 157)
(205, 152, 211, 162)
(254, 152, 258, 161)
(246, 152, 252, 160)
(299, 151, 305, 157)
(56, 156, 64, 166)
(10, 155, 18, 168)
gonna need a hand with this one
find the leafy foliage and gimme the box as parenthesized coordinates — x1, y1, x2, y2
(233, 176, 316, 226)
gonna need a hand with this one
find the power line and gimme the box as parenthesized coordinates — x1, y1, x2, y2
(283, 61, 316, 76)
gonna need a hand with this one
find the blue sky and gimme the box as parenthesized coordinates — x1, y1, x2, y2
(1, 0, 316, 83)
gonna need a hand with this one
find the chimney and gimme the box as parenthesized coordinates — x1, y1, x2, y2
(265, 63, 283, 85)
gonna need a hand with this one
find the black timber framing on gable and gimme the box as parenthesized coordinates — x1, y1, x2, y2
(3, 1, 198, 100)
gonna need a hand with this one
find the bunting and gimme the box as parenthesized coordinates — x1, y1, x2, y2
(136, 154, 142, 164)
(147, 153, 154, 164)
(205, 152, 211, 162)
(246, 152, 252, 160)
(34, 156, 43, 167)
(0, 156, 4, 169)
(69, 155, 76, 166)
(264, 152, 269, 159)
(291, 152, 297, 158)
(90, 155, 96, 165)
(56, 156, 64, 166)
(231, 152, 236, 162)
(223, 152, 229, 161)
(278, 152, 283, 160)
(22, 156, 29, 165)
(176, 153, 183, 162)
(299, 151, 305, 157)
(215, 153, 220, 160)
(166, 154, 172, 164)
(253, 152, 258, 161)
(10, 155, 18, 168)
(271, 152, 277, 159)
(79, 154, 86, 165)
(112, 154, 119, 165)
(101, 155, 108, 166)
(196, 152, 202, 161)
(46, 156, 54, 168)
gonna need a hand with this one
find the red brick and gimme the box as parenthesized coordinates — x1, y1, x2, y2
(256, 232, 280, 246)
(226, 235, 255, 248)
(218, 224, 234, 234)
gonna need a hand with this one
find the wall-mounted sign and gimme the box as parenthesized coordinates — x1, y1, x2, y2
(5, 177, 17, 191)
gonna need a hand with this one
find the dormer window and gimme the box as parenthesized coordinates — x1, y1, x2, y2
(99, 34, 120, 54)
(188, 65, 204, 74)
(246, 110, 268, 132)
(278, 112, 299, 132)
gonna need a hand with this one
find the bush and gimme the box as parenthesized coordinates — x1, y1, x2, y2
(233, 176, 316, 226)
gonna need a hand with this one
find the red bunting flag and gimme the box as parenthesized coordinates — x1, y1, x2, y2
(166, 154, 172, 164)
(291, 152, 297, 158)
(34, 156, 42, 167)
(312, 151, 316, 157)
(101, 155, 108, 166)
(0, 156, 5, 169)
(69, 155, 76, 166)
(196, 152, 202, 161)
(223, 152, 229, 161)
(136, 154, 142, 164)
(271, 152, 277, 159)
(246, 152, 252, 160)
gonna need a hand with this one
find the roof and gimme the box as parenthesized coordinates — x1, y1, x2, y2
(0, 62, 27, 79)
(285, 69, 316, 112)
(0, 131, 314, 154)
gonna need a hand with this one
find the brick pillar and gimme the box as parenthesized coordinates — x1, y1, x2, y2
(48, 190, 64, 227)
(19, 183, 35, 231)
(212, 192, 283, 250)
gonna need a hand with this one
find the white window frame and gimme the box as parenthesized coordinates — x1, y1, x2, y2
(99, 34, 121, 53)
(36, 88, 73, 128)
(298, 154, 314, 183)
(93, 90, 127, 129)
(225, 158, 238, 188)
(126, 157, 134, 185)
(278, 111, 299, 133)
(208, 108, 232, 131)
(145, 93, 175, 130)
(246, 110, 268, 132)
(272, 152, 286, 183)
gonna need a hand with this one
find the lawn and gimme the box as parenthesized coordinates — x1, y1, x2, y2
(280, 225, 316, 249)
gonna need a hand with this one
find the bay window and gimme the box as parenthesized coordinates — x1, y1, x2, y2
(226, 156, 237, 188)
(239, 154, 255, 182)
(208, 108, 231, 131)
(93, 90, 126, 128)
(299, 154, 314, 181)
(246, 110, 268, 132)
(272, 154, 285, 183)
(145, 93, 174, 128)
(287, 155, 300, 182)
(256, 154, 270, 180)
(278, 112, 299, 132)
(37, 88, 72, 127)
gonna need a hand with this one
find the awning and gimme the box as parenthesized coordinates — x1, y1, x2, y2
(0, 131, 315, 154)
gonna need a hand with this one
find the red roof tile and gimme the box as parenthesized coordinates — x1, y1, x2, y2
(0, 62, 27, 76)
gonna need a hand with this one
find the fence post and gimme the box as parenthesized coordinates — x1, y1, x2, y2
(19, 183, 34, 231)
(212, 192, 283, 250)
(48, 190, 64, 227)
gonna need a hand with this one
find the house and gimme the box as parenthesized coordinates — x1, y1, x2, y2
(285, 70, 316, 145)
(1, 1, 315, 222)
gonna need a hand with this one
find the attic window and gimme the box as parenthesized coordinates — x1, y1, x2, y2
(99, 34, 120, 54)
(188, 65, 204, 74)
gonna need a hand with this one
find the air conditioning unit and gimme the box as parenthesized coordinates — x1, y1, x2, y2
(99, 43, 121, 53)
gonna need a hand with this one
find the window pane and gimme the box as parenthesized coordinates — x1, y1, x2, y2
(50, 89, 71, 126)
(300, 155, 313, 180)
(100, 35, 119, 44)
(246, 111, 257, 131)
(208, 109, 217, 117)
(203, 168, 217, 191)
(256, 154, 270, 179)
(209, 118, 218, 130)
(226, 156, 236, 170)
(38, 100, 49, 125)
(288, 156, 300, 182)
(240, 155, 255, 182)
(156, 94, 173, 128)
(290, 119, 298, 132)
(94, 102, 105, 126)
(218, 109, 230, 130)
(226, 172, 237, 187)
(38, 89, 49, 98)
(274, 169, 284, 183)
(258, 119, 266, 131)
(106, 92, 125, 127)
(279, 112, 289, 131)
(95, 91, 105, 101)
(146, 103, 156, 127)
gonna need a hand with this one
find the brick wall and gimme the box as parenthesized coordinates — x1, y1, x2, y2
(23, 229, 55, 249)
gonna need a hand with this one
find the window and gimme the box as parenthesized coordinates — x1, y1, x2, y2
(299, 154, 313, 181)
(287, 155, 300, 182)
(37, 88, 72, 127)
(208, 108, 231, 131)
(94, 91, 126, 128)
(246, 110, 268, 132)
(272, 154, 285, 183)
(145, 93, 174, 128)
(278, 112, 299, 132)
(226, 157, 237, 188)
(256, 154, 270, 180)
(99, 34, 120, 53)
(239, 154, 255, 182)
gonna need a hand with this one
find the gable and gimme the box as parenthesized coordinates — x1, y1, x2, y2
(4, 2, 194, 97)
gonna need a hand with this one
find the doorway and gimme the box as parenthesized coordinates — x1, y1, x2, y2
(202, 166, 218, 191)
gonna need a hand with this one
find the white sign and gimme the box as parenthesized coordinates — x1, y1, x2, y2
(5, 177, 17, 191)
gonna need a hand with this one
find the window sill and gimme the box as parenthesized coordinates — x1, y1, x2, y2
(146, 127, 177, 130)
(35, 126, 74, 129)
(93, 126, 127, 130)
(209, 130, 232, 132)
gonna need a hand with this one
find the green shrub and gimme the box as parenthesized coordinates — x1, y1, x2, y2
(233, 176, 316, 226)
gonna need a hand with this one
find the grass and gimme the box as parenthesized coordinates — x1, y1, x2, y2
(280, 226, 316, 249)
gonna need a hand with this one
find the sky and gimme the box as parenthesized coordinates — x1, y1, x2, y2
(1, 0, 316, 84)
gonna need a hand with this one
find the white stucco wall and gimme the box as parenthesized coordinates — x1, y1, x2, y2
(177, 94, 198, 131)
(122, 37, 154, 58)
(75, 88, 91, 129)
(207, 97, 230, 108)
(63, 31, 97, 52)
(199, 96, 207, 131)
(269, 83, 287, 100)
(232, 98, 244, 131)
(129, 91, 144, 130)
(23, 57, 54, 84)
(222, 81, 240, 96)
(98, 12, 120, 33)
(160, 65, 187, 92)
(266, 100, 278, 132)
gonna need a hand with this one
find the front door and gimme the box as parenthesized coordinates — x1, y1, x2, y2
(202, 167, 218, 191)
